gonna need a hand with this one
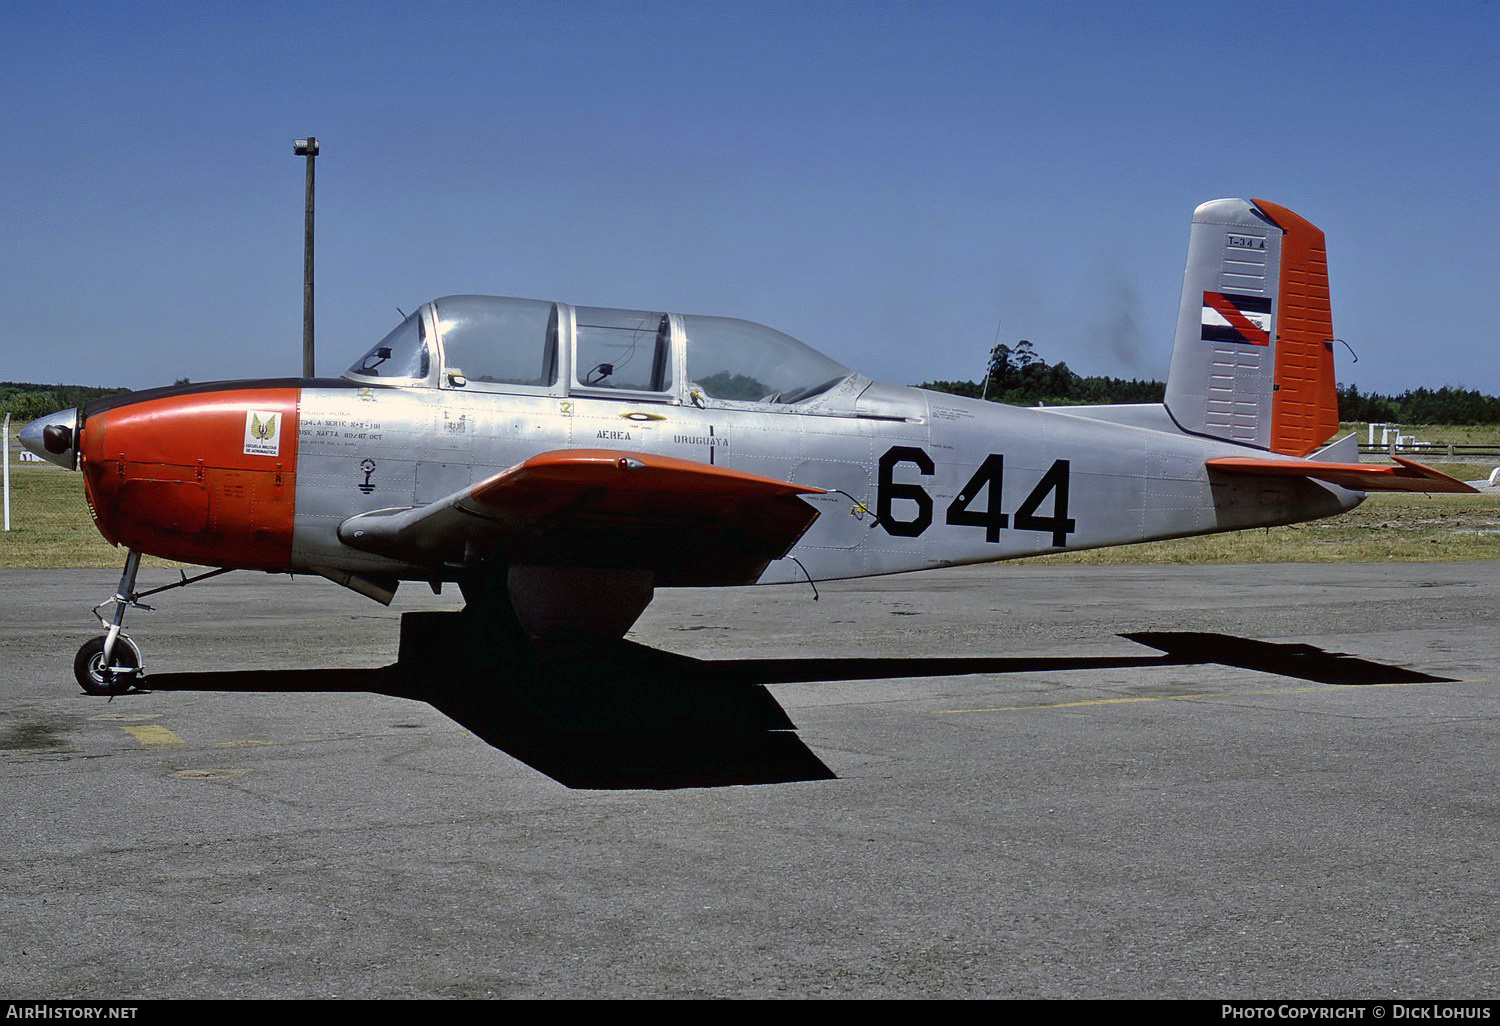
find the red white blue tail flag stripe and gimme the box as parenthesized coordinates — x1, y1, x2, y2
(1201, 291, 1272, 345)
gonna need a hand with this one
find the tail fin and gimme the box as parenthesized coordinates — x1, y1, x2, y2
(1164, 198, 1339, 456)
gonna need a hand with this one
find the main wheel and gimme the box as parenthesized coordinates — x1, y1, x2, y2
(73, 636, 142, 695)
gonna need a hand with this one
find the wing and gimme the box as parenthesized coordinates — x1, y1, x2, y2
(338, 449, 825, 585)
(1206, 455, 1478, 494)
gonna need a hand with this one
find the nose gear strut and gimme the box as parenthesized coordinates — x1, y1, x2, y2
(76, 550, 145, 694)
(74, 552, 237, 695)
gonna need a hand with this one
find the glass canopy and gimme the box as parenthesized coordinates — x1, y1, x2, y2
(345, 296, 853, 405)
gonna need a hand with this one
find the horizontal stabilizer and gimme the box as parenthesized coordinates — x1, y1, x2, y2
(1206, 455, 1478, 494)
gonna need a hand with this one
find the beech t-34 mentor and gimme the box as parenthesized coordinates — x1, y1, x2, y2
(20, 198, 1474, 694)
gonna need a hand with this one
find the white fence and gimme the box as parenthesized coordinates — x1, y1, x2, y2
(3, 413, 10, 532)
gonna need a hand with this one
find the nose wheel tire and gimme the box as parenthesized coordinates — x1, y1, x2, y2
(74, 636, 142, 695)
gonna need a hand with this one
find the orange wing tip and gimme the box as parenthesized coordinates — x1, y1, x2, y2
(1207, 456, 1479, 494)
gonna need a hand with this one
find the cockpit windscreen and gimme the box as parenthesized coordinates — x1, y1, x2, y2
(347, 311, 430, 380)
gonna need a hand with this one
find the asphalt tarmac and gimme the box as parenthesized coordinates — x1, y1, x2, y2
(2, 561, 1496, 999)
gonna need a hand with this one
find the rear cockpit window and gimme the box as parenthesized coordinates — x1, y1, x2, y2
(436, 296, 558, 389)
(347, 311, 430, 380)
(682, 315, 851, 404)
(573, 306, 673, 392)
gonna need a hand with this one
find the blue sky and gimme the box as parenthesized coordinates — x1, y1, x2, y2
(3, 0, 1496, 396)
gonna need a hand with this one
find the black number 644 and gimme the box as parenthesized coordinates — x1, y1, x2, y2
(876, 446, 1075, 547)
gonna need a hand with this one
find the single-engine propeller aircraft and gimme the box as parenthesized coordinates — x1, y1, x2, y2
(20, 198, 1475, 694)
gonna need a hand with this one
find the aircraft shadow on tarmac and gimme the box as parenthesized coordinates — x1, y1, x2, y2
(141, 614, 1454, 790)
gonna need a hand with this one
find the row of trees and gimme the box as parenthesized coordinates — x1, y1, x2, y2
(921, 342, 1500, 424)
(920, 340, 1164, 407)
(1, 383, 128, 423)
(1335, 384, 1500, 425)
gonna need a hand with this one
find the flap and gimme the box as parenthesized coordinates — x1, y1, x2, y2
(1206, 455, 1478, 494)
(339, 449, 825, 585)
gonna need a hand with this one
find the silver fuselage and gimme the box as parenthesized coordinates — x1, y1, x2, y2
(291, 377, 1359, 586)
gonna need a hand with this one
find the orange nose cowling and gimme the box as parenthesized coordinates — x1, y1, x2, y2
(80, 387, 299, 570)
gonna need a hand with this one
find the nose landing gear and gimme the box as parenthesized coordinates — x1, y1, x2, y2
(74, 551, 236, 695)
(76, 549, 146, 694)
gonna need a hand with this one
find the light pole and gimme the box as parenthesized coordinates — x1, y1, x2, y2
(293, 136, 319, 378)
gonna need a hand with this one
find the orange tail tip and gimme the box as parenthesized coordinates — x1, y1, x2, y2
(1250, 199, 1340, 458)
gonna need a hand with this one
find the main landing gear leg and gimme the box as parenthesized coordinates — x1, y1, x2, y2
(75, 549, 145, 695)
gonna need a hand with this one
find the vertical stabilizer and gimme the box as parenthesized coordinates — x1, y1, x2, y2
(1164, 198, 1339, 456)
